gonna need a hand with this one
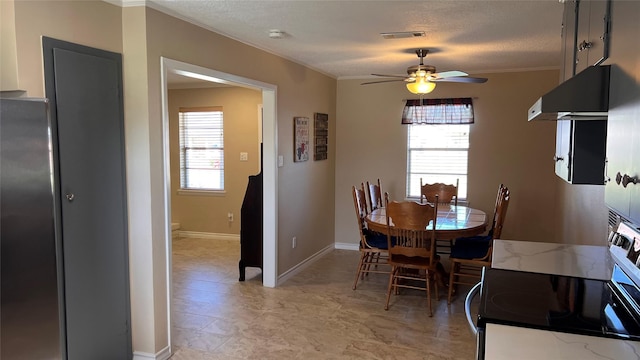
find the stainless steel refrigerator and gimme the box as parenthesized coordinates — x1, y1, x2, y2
(1, 97, 64, 359)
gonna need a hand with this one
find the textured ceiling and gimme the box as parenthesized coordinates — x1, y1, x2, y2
(147, 0, 564, 80)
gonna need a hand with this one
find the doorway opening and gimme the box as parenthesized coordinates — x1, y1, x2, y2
(160, 57, 278, 346)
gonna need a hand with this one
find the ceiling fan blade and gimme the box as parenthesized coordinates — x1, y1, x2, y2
(371, 73, 407, 78)
(430, 70, 468, 79)
(431, 76, 488, 83)
(361, 79, 407, 85)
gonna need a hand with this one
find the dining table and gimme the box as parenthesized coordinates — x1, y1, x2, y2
(365, 203, 488, 241)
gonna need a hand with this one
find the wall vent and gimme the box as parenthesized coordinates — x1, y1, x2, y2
(609, 209, 631, 230)
(380, 31, 425, 39)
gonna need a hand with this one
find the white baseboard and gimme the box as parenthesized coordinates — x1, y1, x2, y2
(133, 345, 171, 360)
(334, 242, 359, 251)
(177, 231, 240, 241)
(277, 244, 334, 285)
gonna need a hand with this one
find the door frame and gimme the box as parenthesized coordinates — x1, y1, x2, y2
(159, 56, 278, 341)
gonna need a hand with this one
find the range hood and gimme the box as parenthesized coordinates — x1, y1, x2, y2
(528, 65, 611, 121)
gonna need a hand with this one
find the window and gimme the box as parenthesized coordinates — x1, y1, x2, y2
(407, 124, 469, 200)
(179, 106, 224, 191)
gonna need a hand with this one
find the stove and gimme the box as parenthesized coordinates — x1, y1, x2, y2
(472, 222, 640, 359)
(477, 268, 640, 340)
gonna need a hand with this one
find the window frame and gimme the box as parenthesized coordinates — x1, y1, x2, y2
(406, 123, 470, 201)
(178, 106, 225, 195)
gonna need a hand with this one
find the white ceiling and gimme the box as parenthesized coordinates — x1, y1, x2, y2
(146, 0, 564, 81)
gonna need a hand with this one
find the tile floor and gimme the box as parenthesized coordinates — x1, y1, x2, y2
(170, 237, 478, 359)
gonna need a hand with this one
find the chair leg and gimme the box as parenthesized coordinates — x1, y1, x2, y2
(426, 273, 433, 317)
(448, 261, 458, 304)
(362, 253, 371, 279)
(384, 266, 396, 310)
(352, 252, 367, 290)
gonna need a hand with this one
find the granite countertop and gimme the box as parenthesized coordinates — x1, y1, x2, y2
(491, 239, 613, 280)
(485, 324, 640, 360)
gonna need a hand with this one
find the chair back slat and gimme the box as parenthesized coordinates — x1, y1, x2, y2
(420, 178, 458, 206)
(491, 186, 510, 240)
(352, 184, 368, 245)
(366, 179, 383, 211)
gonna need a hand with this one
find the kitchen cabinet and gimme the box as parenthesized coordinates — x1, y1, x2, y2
(560, 0, 611, 81)
(604, 0, 640, 225)
(560, 0, 578, 82)
(553, 0, 610, 185)
(606, 111, 640, 223)
(554, 119, 607, 184)
(575, 0, 611, 74)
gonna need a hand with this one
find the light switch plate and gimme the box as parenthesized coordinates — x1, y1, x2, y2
(278, 155, 284, 167)
(240, 152, 248, 161)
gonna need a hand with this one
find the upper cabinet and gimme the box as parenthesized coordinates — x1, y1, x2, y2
(549, 0, 610, 185)
(606, 112, 639, 222)
(604, 0, 640, 224)
(554, 119, 607, 184)
(560, 0, 578, 82)
(561, 0, 611, 81)
(575, 0, 612, 74)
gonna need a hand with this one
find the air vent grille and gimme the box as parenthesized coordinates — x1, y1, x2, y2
(380, 31, 425, 39)
(609, 209, 631, 230)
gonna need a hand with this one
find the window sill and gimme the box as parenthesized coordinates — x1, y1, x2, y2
(177, 189, 226, 197)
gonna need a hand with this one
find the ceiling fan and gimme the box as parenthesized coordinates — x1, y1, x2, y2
(361, 49, 488, 94)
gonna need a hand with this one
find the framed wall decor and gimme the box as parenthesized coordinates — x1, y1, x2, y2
(314, 112, 328, 161)
(294, 117, 309, 162)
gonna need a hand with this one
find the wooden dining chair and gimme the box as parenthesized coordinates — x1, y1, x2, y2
(420, 178, 459, 253)
(384, 192, 440, 316)
(447, 184, 510, 304)
(366, 178, 383, 212)
(420, 178, 459, 206)
(352, 184, 389, 290)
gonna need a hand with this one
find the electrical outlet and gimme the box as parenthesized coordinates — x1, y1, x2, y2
(240, 152, 248, 161)
(228, 212, 234, 222)
(292, 236, 297, 249)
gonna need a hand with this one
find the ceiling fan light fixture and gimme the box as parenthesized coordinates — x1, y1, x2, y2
(406, 78, 436, 94)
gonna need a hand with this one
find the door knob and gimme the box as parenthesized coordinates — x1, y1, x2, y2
(622, 174, 638, 188)
(578, 40, 593, 51)
(66, 193, 75, 202)
(616, 172, 623, 185)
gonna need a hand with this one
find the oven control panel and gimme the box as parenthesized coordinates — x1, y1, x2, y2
(609, 222, 640, 286)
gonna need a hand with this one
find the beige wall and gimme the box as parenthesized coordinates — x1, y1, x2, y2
(168, 86, 262, 234)
(335, 70, 560, 247)
(141, 5, 337, 271)
(1, 0, 20, 91)
(14, 0, 123, 98)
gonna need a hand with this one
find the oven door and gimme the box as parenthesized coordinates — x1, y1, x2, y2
(465, 281, 484, 360)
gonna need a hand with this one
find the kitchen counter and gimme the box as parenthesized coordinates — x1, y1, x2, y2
(491, 239, 613, 280)
(483, 240, 634, 360)
(485, 323, 640, 360)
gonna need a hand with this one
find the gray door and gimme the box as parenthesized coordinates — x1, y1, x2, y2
(43, 38, 131, 360)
